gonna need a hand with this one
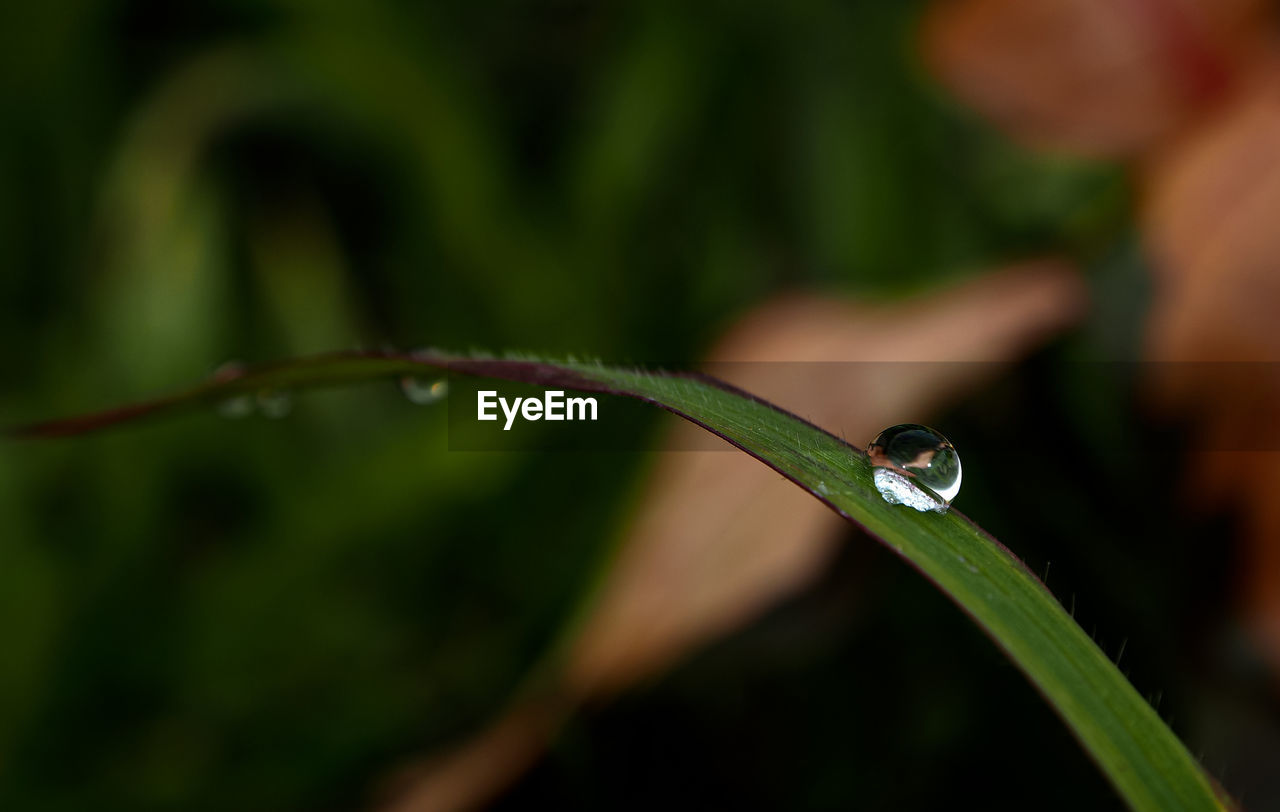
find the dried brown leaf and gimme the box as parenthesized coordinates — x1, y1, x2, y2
(1139, 58, 1280, 673)
(1143, 59, 1280, 363)
(920, 0, 1264, 157)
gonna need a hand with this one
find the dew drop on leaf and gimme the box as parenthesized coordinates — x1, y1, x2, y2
(399, 377, 448, 405)
(867, 424, 961, 513)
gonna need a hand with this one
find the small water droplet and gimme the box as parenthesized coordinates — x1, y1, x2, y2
(217, 395, 253, 419)
(256, 389, 293, 419)
(867, 424, 961, 514)
(399, 376, 448, 405)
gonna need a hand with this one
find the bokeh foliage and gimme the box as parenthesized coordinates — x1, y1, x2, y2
(2, 1, 1267, 810)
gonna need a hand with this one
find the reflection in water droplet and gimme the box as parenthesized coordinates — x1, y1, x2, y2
(400, 377, 448, 405)
(867, 424, 961, 514)
(217, 395, 253, 419)
(256, 389, 293, 419)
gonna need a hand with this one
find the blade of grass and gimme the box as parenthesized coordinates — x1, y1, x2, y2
(10, 349, 1231, 811)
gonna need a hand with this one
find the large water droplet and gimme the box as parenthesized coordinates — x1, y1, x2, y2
(867, 424, 961, 514)
(255, 389, 293, 419)
(399, 376, 448, 405)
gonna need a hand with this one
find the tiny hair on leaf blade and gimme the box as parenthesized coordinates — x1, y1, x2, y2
(8, 349, 1233, 812)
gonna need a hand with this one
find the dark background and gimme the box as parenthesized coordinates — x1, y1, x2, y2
(2, 1, 1277, 809)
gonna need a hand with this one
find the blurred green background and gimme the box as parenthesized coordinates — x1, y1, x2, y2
(2, 1, 1276, 809)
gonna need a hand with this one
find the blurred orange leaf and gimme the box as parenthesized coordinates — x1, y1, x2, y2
(1139, 57, 1280, 674)
(1142, 58, 1280, 364)
(920, 0, 1264, 157)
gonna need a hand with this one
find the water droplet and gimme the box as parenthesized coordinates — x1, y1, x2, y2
(399, 376, 448, 405)
(867, 424, 961, 514)
(255, 389, 293, 419)
(217, 395, 253, 419)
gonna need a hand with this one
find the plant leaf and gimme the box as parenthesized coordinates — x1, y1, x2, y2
(919, 0, 1265, 157)
(10, 350, 1230, 811)
(1140, 57, 1280, 681)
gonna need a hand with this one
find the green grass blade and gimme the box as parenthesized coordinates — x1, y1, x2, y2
(11, 350, 1231, 810)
